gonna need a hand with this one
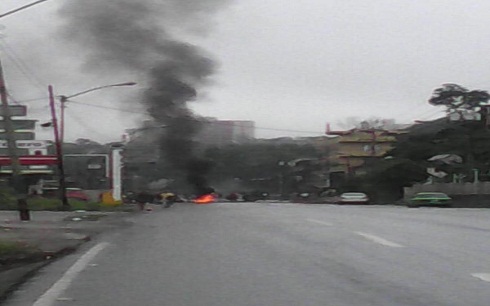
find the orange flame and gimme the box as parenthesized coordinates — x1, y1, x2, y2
(193, 194, 216, 204)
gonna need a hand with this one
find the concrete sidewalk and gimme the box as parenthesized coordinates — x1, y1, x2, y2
(0, 209, 134, 301)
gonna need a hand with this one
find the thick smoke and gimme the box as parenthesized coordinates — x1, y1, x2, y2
(58, 0, 228, 194)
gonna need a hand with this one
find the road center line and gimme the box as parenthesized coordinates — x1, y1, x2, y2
(33, 242, 110, 306)
(472, 273, 490, 282)
(307, 219, 333, 226)
(355, 232, 404, 248)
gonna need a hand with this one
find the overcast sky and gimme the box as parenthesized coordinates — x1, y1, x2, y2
(1, 0, 489, 143)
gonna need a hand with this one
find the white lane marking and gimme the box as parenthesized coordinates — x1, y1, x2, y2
(268, 203, 296, 206)
(307, 219, 333, 226)
(56, 297, 75, 301)
(33, 242, 110, 306)
(355, 232, 404, 248)
(472, 273, 490, 282)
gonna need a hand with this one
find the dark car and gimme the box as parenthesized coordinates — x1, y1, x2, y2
(242, 191, 269, 202)
(407, 192, 452, 208)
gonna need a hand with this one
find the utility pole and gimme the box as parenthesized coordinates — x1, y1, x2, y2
(60, 96, 66, 143)
(58, 82, 136, 144)
(370, 128, 377, 157)
(278, 161, 286, 199)
(0, 59, 29, 220)
(49, 85, 70, 209)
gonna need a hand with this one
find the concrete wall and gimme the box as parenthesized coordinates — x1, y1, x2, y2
(404, 182, 490, 198)
(84, 190, 105, 202)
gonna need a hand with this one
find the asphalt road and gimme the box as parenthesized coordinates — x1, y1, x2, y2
(5, 202, 490, 306)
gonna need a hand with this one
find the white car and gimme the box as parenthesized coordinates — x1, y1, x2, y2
(338, 192, 370, 205)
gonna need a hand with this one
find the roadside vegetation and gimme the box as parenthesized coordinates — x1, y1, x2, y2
(0, 187, 131, 212)
(0, 241, 38, 257)
(0, 241, 43, 268)
(342, 84, 490, 203)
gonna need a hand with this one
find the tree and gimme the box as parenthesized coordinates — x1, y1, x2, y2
(203, 142, 322, 194)
(337, 117, 399, 130)
(387, 118, 490, 182)
(361, 158, 429, 202)
(427, 84, 490, 180)
(346, 85, 490, 202)
(429, 84, 490, 118)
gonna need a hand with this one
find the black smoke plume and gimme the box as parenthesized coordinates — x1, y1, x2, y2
(58, 0, 228, 194)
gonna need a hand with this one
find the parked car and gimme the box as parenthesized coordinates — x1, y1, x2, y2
(407, 192, 452, 208)
(338, 192, 370, 204)
(66, 188, 89, 201)
(242, 191, 269, 202)
(225, 192, 240, 201)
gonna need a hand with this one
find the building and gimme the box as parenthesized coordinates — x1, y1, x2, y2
(197, 119, 255, 146)
(0, 105, 57, 195)
(326, 127, 403, 176)
(63, 154, 109, 190)
(123, 122, 162, 164)
(0, 105, 55, 176)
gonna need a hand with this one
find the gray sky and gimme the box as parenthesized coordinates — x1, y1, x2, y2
(1, 0, 489, 143)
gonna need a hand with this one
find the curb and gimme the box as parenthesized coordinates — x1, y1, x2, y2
(0, 261, 48, 303)
(0, 211, 132, 302)
(0, 238, 88, 303)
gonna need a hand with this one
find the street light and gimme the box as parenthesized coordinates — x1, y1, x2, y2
(59, 82, 137, 101)
(59, 82, 137, 142)
(48, 82, 136, 209)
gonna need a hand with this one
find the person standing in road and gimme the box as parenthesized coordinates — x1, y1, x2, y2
(135, 190, 154, 211)
(161, 192, 177, 208)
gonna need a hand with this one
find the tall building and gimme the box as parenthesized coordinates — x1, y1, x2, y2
(197, 119, 255, 146)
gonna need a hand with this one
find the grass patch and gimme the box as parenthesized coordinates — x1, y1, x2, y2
(0, 241, 40, 258)
(0, 241, 44, 271)
(0, 187, 134, 212)
(27, 198, 101, 211)
(0, 197, 132, 212)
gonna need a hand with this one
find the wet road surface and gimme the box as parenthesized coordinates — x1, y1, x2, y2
(5, 202, 490, 306)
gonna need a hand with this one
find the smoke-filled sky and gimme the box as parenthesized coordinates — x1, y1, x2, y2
(1, 0, 490, 143)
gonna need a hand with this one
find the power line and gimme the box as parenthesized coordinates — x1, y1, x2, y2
(68, 99, 143, 114)
(17, 94, 444, 134)
(65, 109, 111, 140)
(0, 38, 47, 92)
(6, 92, 20, 105)
(66, 100, 326, 135)
(19, 94, 448, 136)
(417, 108, 446, 121)
(397, 104, 433, 121)
(14, 96, 48, 103)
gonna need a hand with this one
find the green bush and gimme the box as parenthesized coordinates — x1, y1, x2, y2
(0, 196, 128, 211)
(25, 197, 90, 211)
(0, 241, 40, 257)
(0, 186, 16, 207)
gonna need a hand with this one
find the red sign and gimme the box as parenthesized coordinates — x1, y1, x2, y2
(0, 155, 58, 166)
